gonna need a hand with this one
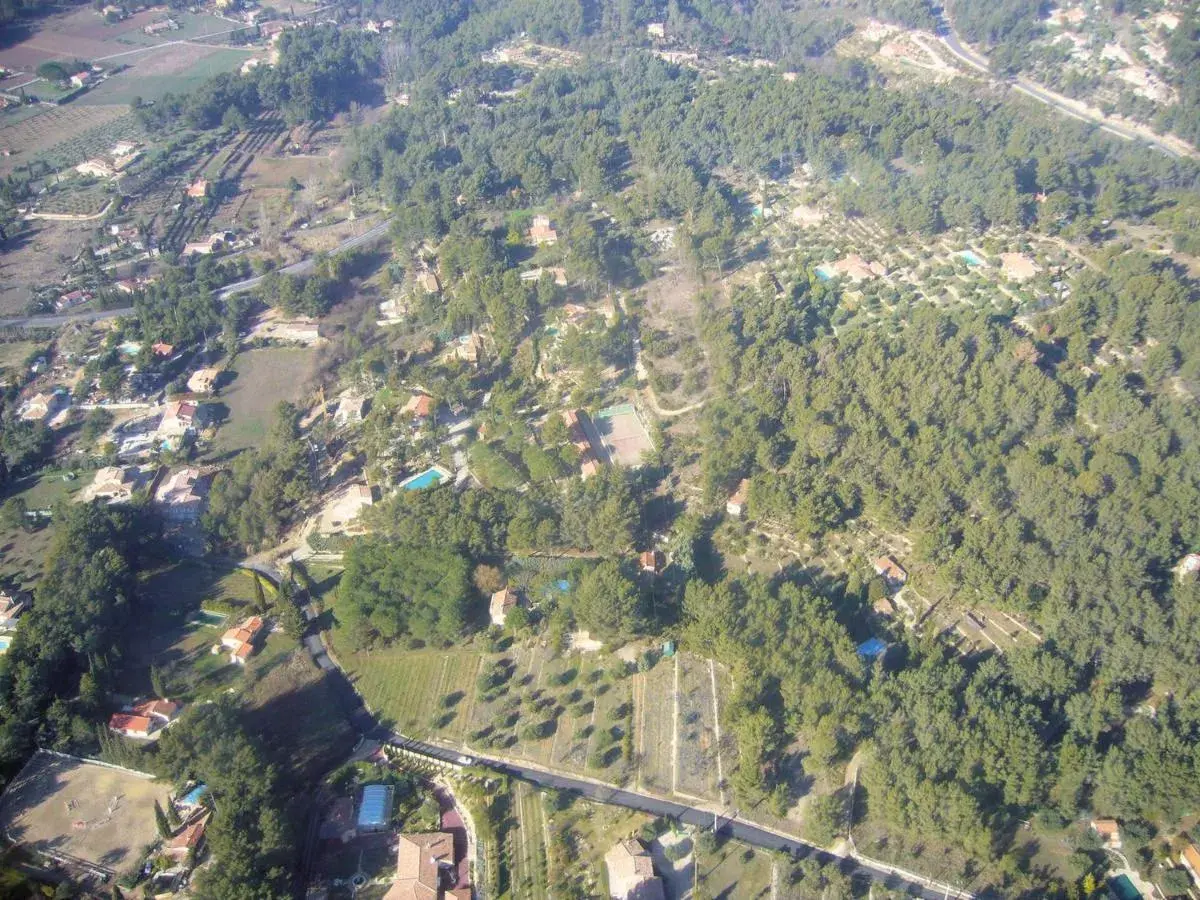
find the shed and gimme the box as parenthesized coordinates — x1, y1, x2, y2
(357, 784, 394, 833)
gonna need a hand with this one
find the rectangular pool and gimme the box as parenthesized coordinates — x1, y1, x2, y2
(1110, 874, 1141, 900)
(400, 467, 448, 491)
(958, 250, 984, 266)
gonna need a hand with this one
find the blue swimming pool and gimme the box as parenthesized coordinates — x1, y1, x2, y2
(1110, 874, 1140, 900)
(0, 636, 11, 653)
(400, 467, 447, 490)
(958, 250, 984, 266)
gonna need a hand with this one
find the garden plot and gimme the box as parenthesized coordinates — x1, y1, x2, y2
(675, 654, 723, 801)
(634, 657, 675, 794)
(0, 105, 136, 176)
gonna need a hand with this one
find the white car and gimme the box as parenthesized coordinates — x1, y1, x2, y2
(457, 755, 475, 766)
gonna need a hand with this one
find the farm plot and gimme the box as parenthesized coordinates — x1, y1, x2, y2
(0, 104, 135, 176)
(341, 648, 481, 737)
(509, 782, 551, 900)
(634, 656, 676, 794)
(78, 45, 254, 106)
(675, 654, 722, 800)
(35, 180, 114, 217)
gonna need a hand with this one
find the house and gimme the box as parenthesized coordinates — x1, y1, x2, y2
(445, 333, 485, 366)
(520, 266, 568, 285)
(334, 394, 369, 427)
(152, 342, 175, 358)
(1089, 819, 1121, 850)
(159, 400, 199, 438)
(220, 615, 265, 665)
(873, 595, 896, 618)
(404, 393, 436, 421)
(187, 368, 220, 394)
(163, 813, 208, 862)
(873, 556, 908, 590)
(580, 457, 603, 479)
(640, 550, 662, 575)
(318, 485, 374, 535)
(132, 698, 181, 726)
(528, 214, 558, 245)
(185, 178, 208, 199)
(81, 465, 140, 504)
(417, 271, 441, 294)
(489, 587, 522, 627)
(726, 479, 750, 517)
(108, 713, 154, 739)
(817, 255, 887, 283)
(69, 71, 91, 88)
(19, 391, 67, 423)
(57, 288, 92, 311)
(1000, 252, 1040, 282)
(0, 591, 30, 631)
(144, 17, 177, 33)
(383, 831, 471, 900)
(111, 141, 138, 157)
(1180, 843, 1200, 888)
(182, 240, 215, 257)
(1176, 553, 1200, 580)
(154, 467, 208, 522)
(75, 158, 115, 178)
(604, 839, 665, 900)
(646, 22, 666, 38)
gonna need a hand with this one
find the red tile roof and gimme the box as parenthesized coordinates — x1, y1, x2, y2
(109, 713, 153, 734)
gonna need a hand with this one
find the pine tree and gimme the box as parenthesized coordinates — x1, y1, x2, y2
(154, 799, 171, 839)
(150, 665, 167, 699)
(252, 573, 267, 614)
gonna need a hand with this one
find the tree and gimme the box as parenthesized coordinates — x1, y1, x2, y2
(573, 561, 640, 640)
(154, 799, 171, 839)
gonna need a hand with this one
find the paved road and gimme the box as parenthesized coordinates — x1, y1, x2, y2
(385, 733, 974, 899)
(0, 306, 135, 330)
(937, 14, 1190, 159)
(216, 219, 393, 299)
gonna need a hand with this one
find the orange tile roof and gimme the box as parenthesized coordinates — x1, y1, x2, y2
(133, 698, 180, 720)
(1182, 843, 1200, 876)
(109, 713, 153, 734)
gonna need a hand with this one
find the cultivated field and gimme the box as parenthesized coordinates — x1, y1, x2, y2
(208, 347, 319, 455)
(0, 105, 136, 176)
(78, 45, 254, 106)
(633, 658, 675, 794)
(0, 751, 171, 878)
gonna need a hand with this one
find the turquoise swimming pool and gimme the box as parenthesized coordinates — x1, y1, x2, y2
(0, 636, 11, 653)
(1110, 875, 1141, 900)
(400, 467, 448, 491)
(958, 250, 984, 266)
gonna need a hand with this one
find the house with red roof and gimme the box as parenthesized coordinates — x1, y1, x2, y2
(221, 615, 266, 665)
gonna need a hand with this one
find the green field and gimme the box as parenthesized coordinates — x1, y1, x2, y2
(112, 12, 246, 46)
(80, 48, 254, 106)
(508, 782, 551, 900)
(697, 835, 775, 899)
(0, 471, 85, 590)
(209, 347, 317, 455)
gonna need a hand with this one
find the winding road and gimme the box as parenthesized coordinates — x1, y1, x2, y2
(937, 12, 1194, 159)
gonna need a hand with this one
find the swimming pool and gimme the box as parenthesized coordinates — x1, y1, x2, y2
(1109, 874, 1140, 900)
(0, 636, 11, 653)
(958, 250, 984, 266)
(400, 467, 449, 491)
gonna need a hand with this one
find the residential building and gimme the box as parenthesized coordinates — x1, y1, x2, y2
(75, 158, 114, 178)
(640, 550, 662, 575)
(519, 266, 568, 285)
(817, 254, 887, 283)
(445, 333, 485, 366)
(154, 467, 208, 522)
(111, 141, 138, 157)
(185, 178, 208, 199)
(604, 839, 665, 900)
(163, 813, 208, 862)
(152, 342, 175, 358)
(132, 698, 180, 726)
(1089, 819, 1121, 850)
(144, 17, 177, 33)
(417, 271, 441, 294)
(69, 71, 91, 88)
(873, 556, 908, 590)
(81, 465, 140, 504)
(18, 391, 66, 423)
(528, 214, 558, 245)
(334, 394, 369, 427)
(187, 368, 220, 394)
(57, 289, 92, 311)
(647, 22, 666, 38)
(220, 615, 265, 665)
(108, 713, 154, 739)
(489, 587, 522, 627)
(726, 479, 749, 517)
(159, 400, 199, 438)
(1181, 843, 1200, 888)
(383, 831, 471, 900)
(318, 485, 374, 535)
(0, 591, 30, 631)
(404, 393, 436, 421)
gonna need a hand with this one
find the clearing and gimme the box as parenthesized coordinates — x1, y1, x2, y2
(208, 347, 319, 456)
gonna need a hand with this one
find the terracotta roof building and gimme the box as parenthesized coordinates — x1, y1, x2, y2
(726, 479, 750, 517)
(220, 615, 265, 665)
(489, 587, 522, 627)
(1181, 843, 1200, 887)
(604, 838, 665, 900)
(383, 832, 470, 900)
(108, 713, 155, 739)
(873, 556, 908, 588)
(529, 214, 558, 246)
(187, 368, 220, 394)
(404, 393, 436, 420)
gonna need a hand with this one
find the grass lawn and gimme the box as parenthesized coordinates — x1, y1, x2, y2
(507, 781, 550, 900)
(208, 347, 318, 456)
(697, 835, 775, 899)
(0, 471, 85, 590)
(0, 341, 42, 369)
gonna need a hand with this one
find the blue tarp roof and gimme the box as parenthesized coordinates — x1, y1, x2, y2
(180, 784, 208, 806)
(856, 638, 887, 659)
(357, 784, 392, 828)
